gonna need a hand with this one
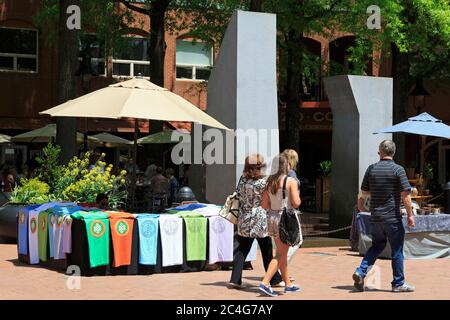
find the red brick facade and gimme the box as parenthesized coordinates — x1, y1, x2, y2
(0, 0, 448, 135)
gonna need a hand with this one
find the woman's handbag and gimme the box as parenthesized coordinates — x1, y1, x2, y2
(219, 176, 243, 225)
(279, 176, 303, 246)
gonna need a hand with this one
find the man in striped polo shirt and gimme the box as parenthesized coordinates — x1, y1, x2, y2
(353, 140, 416, 292)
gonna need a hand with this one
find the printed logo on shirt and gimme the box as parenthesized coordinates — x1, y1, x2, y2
(141, 220, 156, 238)
(212, 218, 226, 234)
(40, 216, 47, 231)
(49, 214, 55, 227)
(65, 217, 72, 226)
(115, 220, 129, 236)
(57, 215, 64, 227)
(187, 220, 202, 233)
(30, 217, 37, 234)
(19, 211, 26, 225)
(90, 220, 106, 238)
(163, 219, 179, 236)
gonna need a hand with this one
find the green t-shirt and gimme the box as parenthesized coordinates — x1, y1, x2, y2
(38, 211, 49, 262)
(177, 212, 207, 261)
(72, 211, 110, 267)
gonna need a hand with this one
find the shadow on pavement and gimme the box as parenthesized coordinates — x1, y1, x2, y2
(6, 259, 67, 274)
(333, 285, 392, 293)
(200, 281, 264, 295)
(242, 276, 262, 281)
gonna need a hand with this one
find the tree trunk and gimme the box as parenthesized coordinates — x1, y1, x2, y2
(56, 0, 80, 164)
(284, 30, 303, 155)
(391, 43, 413, 167)
(249, 0, 263, 12)
(148, 0, 170, 135)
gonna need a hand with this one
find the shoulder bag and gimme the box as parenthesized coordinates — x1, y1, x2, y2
(279, 176, 303, 246)
(219, 176, 243, 224)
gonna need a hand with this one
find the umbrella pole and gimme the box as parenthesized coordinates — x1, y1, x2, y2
(420, 136, 426, 176)
(131, 119, 138, 210)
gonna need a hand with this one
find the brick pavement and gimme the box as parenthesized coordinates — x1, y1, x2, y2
(0, 244, 448, 300)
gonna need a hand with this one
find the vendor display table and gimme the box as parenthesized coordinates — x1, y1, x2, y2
(356, 212, 450, 259)
(69, 218, 207, 276)
(17, 203, 258, 276)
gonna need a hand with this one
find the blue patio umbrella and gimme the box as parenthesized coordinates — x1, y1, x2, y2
(374, 112, 450, 139)
(374, 112, 450, 173)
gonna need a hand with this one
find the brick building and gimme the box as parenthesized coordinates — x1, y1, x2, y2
(1, 0, 449, 184)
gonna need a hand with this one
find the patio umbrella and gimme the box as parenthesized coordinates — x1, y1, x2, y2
(11, 124, 100, 144)
(39, 77, 230, 207)
(39, 78, 228, 130)
(0, 134, 10, 144)
(375, 112, 450, 139)
(137, 129, 191, 144)
(90, 133, 133, 148)
(374, 112, 450, 173)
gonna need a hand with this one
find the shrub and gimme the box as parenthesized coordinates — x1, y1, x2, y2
(11, 178, 50, 204)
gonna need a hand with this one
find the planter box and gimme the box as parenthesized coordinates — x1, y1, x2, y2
(0, 203, 29, 241)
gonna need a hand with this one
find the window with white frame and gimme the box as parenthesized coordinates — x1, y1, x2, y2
(0, 27, 38, 72)
(176, 39, 212, 81)
(113, 36, 150, 77)
(78, 34, 106, 76)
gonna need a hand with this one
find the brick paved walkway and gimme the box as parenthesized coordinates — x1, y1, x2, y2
(0, 244, 448, 299)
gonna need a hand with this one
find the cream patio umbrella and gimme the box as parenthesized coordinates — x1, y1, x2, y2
(40, 77, 230, 207)
(40, 78, 228, 130)
(0, 134, 10, 144)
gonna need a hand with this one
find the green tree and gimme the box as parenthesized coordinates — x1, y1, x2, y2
(34, 1, 134, 163)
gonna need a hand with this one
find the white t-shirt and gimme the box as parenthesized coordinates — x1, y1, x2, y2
(159, 214, 184, 267)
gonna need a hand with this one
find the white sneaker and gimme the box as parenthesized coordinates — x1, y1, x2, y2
(392, 283, 415, 292)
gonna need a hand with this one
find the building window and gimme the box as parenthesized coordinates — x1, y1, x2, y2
(176, 39, 212, 81)
(78, 34, 106, 76)
(0, 27, 38, 73)
(113, 36, 150, 77)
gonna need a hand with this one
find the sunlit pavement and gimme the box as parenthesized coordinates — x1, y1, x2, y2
(0, 244, 448, 300)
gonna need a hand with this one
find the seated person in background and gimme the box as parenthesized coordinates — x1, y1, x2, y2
(96, 193, 110, 210)
(149, 167, 169, 196)
(144, 160, 157, 183)
(1, 166, 16, 192)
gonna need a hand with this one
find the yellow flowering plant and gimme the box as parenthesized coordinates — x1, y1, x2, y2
(54, 152, 127, 209)
(12, 144, 127, 209)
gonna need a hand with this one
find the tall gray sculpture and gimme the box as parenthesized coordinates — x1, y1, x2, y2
(190, 10, 279, 204)
(324, 75, 392, 234)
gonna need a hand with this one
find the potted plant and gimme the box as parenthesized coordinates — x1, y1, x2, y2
(0, 178, 50, 241)
(0, 143, 128, 242)
(316, 160, 331, 212)
(422, 162, 433, 190)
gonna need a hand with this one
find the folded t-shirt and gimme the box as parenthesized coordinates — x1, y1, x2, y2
(72, 211, 110, 267)
(136, 214, 160, 265)
(159, 214, 183, 267)
(108, 212, 135, 267)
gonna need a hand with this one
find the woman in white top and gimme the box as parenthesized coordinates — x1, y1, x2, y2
(259, 155, 301, 297)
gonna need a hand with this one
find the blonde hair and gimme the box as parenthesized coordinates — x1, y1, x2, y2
(282, 149, 299, 170)
(266, 155, 289, 195)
